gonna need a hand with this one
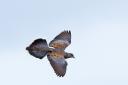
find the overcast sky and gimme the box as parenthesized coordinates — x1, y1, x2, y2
(0, 0, 128, 85)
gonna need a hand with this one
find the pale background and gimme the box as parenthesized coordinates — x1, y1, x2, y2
(0, 0, 128, 85)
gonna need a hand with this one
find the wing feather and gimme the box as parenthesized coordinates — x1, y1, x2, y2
(47, 51, 67, 77)
(49, 30, 71, 49)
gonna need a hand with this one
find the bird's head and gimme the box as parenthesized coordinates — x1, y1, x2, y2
(64, 53, 75, 59)
(69, 53, 75, 58)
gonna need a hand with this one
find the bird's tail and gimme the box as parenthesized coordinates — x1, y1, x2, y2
(26, 38, 50, 59)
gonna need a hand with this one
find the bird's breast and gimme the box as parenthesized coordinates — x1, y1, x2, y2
(48, 49, 64, 58)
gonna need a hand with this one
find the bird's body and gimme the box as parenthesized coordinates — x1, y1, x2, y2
(26, 30, 74, 77)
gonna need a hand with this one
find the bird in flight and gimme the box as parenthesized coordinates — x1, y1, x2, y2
(26, 30, 74, 77)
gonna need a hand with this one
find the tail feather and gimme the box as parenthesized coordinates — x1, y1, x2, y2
(26, 38, 49, 59)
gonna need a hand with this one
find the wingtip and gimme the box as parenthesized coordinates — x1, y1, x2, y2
(62, 30, 71, 34)
(54, 70, 66, 77)
(56, 73, 65, 77)
(68, 30, 71, 34)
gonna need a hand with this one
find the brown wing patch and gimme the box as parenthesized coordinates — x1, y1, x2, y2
(49, 30, 71, 49)
(50, 40, 69, 49)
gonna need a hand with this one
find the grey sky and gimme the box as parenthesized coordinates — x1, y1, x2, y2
(0, 0, 128, 85)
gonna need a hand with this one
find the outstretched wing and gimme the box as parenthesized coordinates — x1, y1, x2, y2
(49, 30, 71, 49)
(47, 51, 67, 77)
(26, 38, 48, 59)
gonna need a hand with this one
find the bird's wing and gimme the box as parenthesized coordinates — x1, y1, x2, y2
(47, 51, 67, 77)
(49, 30, 71, 49)
(26, 39, 48, 59)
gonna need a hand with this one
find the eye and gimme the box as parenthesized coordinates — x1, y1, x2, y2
(49, 51, 52, 53)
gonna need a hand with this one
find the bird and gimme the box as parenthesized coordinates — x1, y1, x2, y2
(26, 30, 74, 77)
